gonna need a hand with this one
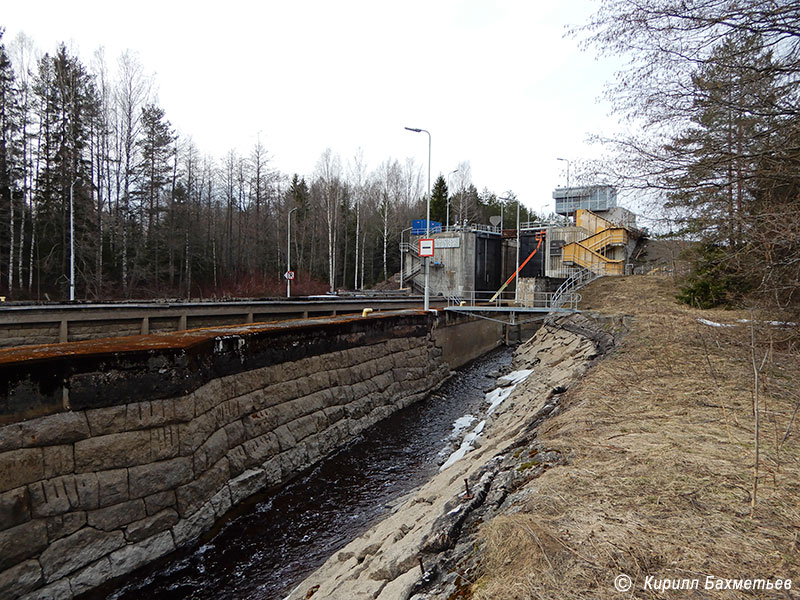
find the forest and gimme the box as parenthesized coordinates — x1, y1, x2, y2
(5, 0, 797, 314)
(581, 0, 800, 315)
(0, 29, 524, 302)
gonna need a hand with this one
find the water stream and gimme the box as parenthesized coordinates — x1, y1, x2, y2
(84, 346, 512, 600)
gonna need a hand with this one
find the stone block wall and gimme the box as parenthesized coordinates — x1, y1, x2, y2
(0, 323, 61, 349)
(0, 313, 451, 600)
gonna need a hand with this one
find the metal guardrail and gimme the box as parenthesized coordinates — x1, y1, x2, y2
(546, 266, 604, 322)
(408, 224, 503, 236)
(444, 290, 515, 307)
(399, 242, 419, 256)
(405, 264, 422, 278)
(0, 297, 449, 349)
(402, 220, 566, 241)
(441, 289, 581, 311)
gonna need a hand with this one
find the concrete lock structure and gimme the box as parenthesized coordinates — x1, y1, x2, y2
(399, 184, 642, 307)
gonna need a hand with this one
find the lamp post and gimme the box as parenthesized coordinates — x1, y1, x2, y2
(556, 157, 570, 189)
(286, 207, 298, 298)
(500, 195, 521, 304)
(446, 168, 459, 231)
(405, 126, 431, 311)
(69, 177, 81, 301)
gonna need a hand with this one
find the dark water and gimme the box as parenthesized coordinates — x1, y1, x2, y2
(87, 347, 512, 600)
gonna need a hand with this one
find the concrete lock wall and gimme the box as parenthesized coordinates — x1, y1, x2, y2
(431, 311, 503, 369)
(0, 311, 501, 600)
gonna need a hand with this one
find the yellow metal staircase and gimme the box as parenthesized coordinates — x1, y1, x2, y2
(562, 209, 629, 275)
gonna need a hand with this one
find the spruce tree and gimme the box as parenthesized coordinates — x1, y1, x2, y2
(429, 174, 448, 225)
(32, 44, 99, 298)
(134, 103, 176, 290)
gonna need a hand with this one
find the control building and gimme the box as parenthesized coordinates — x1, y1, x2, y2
(399, 185, 641, 303)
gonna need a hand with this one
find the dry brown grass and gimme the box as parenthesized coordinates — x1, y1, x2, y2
(474, 275, 800, 599)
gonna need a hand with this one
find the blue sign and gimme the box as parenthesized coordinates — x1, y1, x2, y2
(411, 219, 442, 235)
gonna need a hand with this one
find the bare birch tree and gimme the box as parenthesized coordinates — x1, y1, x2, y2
(315, 148, 342, 292)
(349, 148, 367, 290)
(114, 51, 150, 293)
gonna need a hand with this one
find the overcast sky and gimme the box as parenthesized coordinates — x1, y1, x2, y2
(2, 0, 621, 217)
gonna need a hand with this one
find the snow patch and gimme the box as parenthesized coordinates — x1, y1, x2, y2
(697, 318, 733, 328)
(485, 385, 515, 415)
(439, 420, 486, 472)
(438, 371, 534, 472)
(497, 369, 534, 386)
(451, 415, 477, 437)
(737, 318, 798, 327)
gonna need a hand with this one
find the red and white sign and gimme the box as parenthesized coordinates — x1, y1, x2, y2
(284, 271, 295, 280)
(419, 239, 434, 257)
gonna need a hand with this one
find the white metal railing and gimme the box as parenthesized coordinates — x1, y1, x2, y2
(399, 242, 420, 256)
(522, 290, 581, 310)
(409, 224, 503, 236)
(441, 289, 581, 311)
(546, 266, 604, 320)
(519, 220, 564, 230)
(443, 289, 513, 307)
(405, 263, 422, 278)
(404, 221, 567, 237)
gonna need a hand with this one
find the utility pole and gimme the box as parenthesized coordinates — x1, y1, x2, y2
(405, 127, 432, 311)
(69, 177, 81, 301)
(287, 207, 298, 298)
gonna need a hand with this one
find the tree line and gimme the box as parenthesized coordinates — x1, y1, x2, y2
(0, 30, 522, 302)
(579, 0, 800, 314)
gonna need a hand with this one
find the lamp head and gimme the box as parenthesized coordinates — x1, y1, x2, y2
(404, 127, 422, 133)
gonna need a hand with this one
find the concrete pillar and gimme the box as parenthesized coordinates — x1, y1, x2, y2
(141, 317, 150, 335)
(59, 320, 68, 343)
(178, 314, 187, 331)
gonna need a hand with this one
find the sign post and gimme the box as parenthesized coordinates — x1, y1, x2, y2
(419, 239, 434, 257)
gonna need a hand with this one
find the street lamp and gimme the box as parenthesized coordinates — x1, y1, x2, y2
(446, 168, 459, 230)
(405, 126, 432, 311)
(556, 157, 570, 189)
(69, 177, 81, 301)
(286, 207, 298, 298)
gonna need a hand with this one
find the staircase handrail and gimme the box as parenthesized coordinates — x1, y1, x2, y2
(580, 227, 628, 252)
(547, 266, 602, 321)
(399, 242, 421, 257)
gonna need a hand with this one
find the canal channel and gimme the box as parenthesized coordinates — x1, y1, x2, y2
(82, 346, 513, 600)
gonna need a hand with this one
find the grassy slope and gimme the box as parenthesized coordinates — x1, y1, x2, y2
(475, 276, 800, 599)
